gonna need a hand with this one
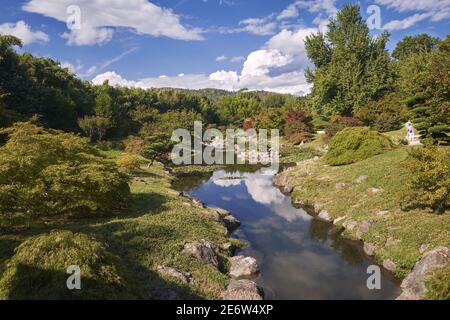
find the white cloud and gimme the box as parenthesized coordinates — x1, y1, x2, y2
(230, 56, 245, 63)
(22, 0, 203, 46)
(0, 20, 49, 45)
(61, 59, 83, 74)
(377, 0, 450, 30)
(233, 17, 278, 36)
(278, 0, 337, 20)
(216, 55, 228, 62)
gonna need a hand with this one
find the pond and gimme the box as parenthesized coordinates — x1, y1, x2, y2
(173, 167, 401, 300)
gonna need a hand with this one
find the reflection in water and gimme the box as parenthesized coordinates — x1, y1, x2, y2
(174, 168, 401, 300)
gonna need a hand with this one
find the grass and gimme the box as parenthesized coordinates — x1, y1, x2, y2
(280, 133, 328, 164)
(286, 145, 450, 283)
(0, 149, 236, 299)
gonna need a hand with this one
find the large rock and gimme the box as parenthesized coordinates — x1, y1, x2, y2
(318, 210, 332, 222)
(229, 256, 260, 279)
(220, 215, 241, 233)
(397, 247, 450, 300)
(221, 280, 264, 300)
(273, 173, 293, 194)
(383, 259, 396, 273)
(157, 266, 192, 284)
(183, 240, 220, 268)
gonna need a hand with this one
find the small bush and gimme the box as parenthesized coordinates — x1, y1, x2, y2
(325, 116, 363, 137)
(356, 96, 407, 132)
(288, 132, 314, 145)
(0, 122, 130, 218)
(402, 146, 450, 213)
(122, 136, 147, 154)
(324, 127, 394, 166)
(0, 231, 139, 299)
(116, 155, 142, 173)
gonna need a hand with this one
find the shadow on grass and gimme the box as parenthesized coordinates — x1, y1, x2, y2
(2, 263, 203, 300)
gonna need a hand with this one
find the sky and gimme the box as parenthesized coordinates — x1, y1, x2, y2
(0, 0, 449, 95)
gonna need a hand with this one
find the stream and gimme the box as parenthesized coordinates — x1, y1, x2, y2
(173, 167, 401, 300)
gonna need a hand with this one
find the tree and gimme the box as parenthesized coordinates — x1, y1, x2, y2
(393, 34, 439, 61)
(284, 108, 313, 137)
(141, 132, 174, 166)
(78, 115, 111, 141)
(397, 36, 450, 144)
(255, 108, 285, 131)
(305, 4, 394, 116)
(0, 122, 130, 218)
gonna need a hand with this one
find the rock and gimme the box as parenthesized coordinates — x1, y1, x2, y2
(397, 247, 450, 300)
(318, 210, 332, 222)
(371, 187, 383, 194)
(229, 256, 260, 279)
(214, 207, 231, 217)
(273, 174, 293, 194)
(363, 243, 376, 256)
(220, 215, 241, 233)
(356, 175, 368, 183)
(335, 182, 347, 190)
(220, 242, 233, 252)
(356, 220, 375, 239)
(313, 203, 322, 213)
(221, 280, 264, 300)
(386, 237, 401, 247)
(183, 240, 220, 268)
(206, 210, 221, 222)
(333, 216, 347, 225)
(157, 266, 192, 284)
(292, 197, 304, 207)
(343, 220, 358, 231)
(383, 259, 396, 273)
(376, 210, 389, 217)
(419, 244, 429, 254)
(313, 156, 320, 161)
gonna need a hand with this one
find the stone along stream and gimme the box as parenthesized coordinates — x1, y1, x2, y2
(173, 167, 401, 300)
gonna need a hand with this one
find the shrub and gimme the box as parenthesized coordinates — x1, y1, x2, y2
(0, 122, 130, 218)
(288, 132, 314, 145)
(324, 127, 394, 166)
(0, 231, 139, 299)
(356, 97, 407, 132)
(122, 136, 147, 154)
(325, 116, 363, 137)
(402, 146, 450, 213)
(78, 116, 111, 141)
(116, 155, 142, 173)
(284, 108, 313, 137)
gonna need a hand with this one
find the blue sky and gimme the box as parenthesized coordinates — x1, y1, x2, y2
(1, 0, 449, 94)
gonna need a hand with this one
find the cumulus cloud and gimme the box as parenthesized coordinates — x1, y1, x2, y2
(0, 20, 49, 45)
(22, 0, 203, 46)
(215, 55, 228, 62)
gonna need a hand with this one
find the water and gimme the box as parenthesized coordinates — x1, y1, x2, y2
(173, 167, 401, 300)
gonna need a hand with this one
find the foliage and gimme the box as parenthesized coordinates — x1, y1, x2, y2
(0, 231, 139, 299)
(288, 132, 314, 145)
(305, 5, 395, 116)
(397, 36, 450, 144)
(116, 155, 142, 173)
(393, 34, 439, 61)
(284, 108, 313, 136)
(402, 146, 450, 214)
(324, 127, 394, 165)
(123, 135, 148, 154)
(0, 122, 130, 218)
(325, 115, 363, 137)
(78, 116, 111, 141)
(255, 108, 285, 131)
(356, 95, 407, 132)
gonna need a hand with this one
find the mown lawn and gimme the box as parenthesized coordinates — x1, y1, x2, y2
(0, 150, 236, 299)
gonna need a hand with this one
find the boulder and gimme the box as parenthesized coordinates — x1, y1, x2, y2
(313, 203, 322, 213)
(363, 243, 376, 256)
(157, 266, 192, 284)
(333, 216, 347, 225)
(343, 220, 358, 231)
(383, 259, 396, 273)
(273, 174, 293, 194)
(183, 240, 220, 268)
(397, 247, 450, 300)
(356, 220, 375, 239)
(220, 215, 241, 233)
(356, 175, 368, 183)
(221, 280, 264, 300)
(318, 210, 332, 222)
(229, 256, 260, 279)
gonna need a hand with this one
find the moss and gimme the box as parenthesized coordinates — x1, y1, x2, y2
(324, 127, 394, 166)
(0, 231, 140, 299)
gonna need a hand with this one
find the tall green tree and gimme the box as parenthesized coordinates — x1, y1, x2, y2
(305, 4, 394, 116)
(393, 34, 439, 61)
